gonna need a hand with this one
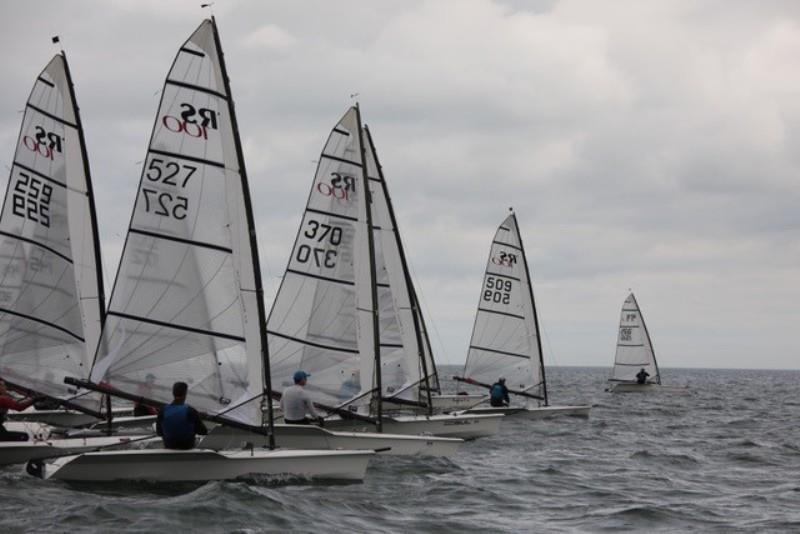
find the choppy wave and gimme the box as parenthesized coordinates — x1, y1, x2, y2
(1, 366, 799, 533)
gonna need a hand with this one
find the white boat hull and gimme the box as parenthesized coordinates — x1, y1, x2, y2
(381, 393, 486, 413)
(463, 404, 592, 419)
(35, 448, 373, 482)
(198, 424, 462, 457)
(0, 436, 152, 466)
(6, 407, 131, 428)
(326, 413, 503, 440)
(608, 383, 688, 393)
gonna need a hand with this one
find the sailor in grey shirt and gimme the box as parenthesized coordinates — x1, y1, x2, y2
(281, 370, 323, 425)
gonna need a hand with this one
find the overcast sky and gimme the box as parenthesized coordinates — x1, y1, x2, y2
(1, 0, 798, 370)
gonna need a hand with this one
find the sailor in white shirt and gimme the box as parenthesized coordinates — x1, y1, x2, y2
(280, 370, 324, 425)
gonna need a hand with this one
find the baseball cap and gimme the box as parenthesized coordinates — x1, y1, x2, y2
(293, 370, 311, 382)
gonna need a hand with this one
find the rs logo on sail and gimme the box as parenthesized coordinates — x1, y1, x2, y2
(22, 126, 63, 160)
(316, 172, 355, 202)
(162, 103, 218, 139)
(491, 251, 517, 267)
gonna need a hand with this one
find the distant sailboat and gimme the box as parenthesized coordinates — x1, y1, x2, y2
(606, 292, 664, 392)
(453, 211, 591, 418)
(267, 106, 502, 440)
(30, 18, 373, 482)
(0, 51, 144, 463)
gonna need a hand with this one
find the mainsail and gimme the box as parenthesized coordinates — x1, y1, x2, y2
(610, 293, 660, 384)
(461, 212, 547, 404)
(0, 53, 104, 406)
(89, 18, 269, 427)
(267, 107, 377, 412)
(363, 126, 436, 407)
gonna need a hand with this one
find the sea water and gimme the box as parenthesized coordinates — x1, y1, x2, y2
(1, 366, 798, 533)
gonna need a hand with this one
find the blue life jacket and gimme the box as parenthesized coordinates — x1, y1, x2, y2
(161, 403, 194, 444)
(490, 384, 505, 401)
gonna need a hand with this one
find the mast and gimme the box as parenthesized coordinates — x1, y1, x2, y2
(512, 211, 548, 405)
(61, 51, 106, 328)
(355, 105, 382, 431)
(211, 17, 275, 447)
(633, 293, 660, 385)
(363, 127, 433, 414)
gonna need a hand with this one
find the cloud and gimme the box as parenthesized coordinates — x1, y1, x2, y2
(0, 0, 798, 370)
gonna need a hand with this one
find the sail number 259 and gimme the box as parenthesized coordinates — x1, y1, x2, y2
(483, 277, 512, 305)
(140, 158, 197, 220)
(296, 219, 342, 269)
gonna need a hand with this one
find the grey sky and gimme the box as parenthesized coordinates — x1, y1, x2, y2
(1, 1, 798, 369)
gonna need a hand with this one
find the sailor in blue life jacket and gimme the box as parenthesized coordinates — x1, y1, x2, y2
(156, 381, 208, 450)
(636, 368, 650, 385)
(490, 378, 510, 407)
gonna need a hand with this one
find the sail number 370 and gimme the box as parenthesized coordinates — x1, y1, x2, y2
(141, 158, 197, 220)
(296, 219, 342, 269)
(483, 276, 512, 305)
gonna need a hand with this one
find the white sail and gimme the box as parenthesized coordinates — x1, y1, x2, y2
(363, 126, 437, 404)
(90, 19, 266, 426)
(611, 293, 660, 384)
(462, 213, 546, 402)
(0, 54, 104, 404)
(267, 107, 376, 411)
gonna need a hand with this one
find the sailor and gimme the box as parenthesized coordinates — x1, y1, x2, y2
(156, 381, 208, 450)
(281, 370, 324, 425)
(338, 370, 361, 401)
(489, 377, 510, 407)
(0, 378, 40, 442)
(636, 368, 650, 384)
(133, 373, 159, 417)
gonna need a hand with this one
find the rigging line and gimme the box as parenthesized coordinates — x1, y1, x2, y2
(403, 258, 450, 364)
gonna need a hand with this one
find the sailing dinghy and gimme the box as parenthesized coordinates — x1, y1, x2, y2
(453, 211, 591, 419)
(606, 292, 673, 393)
(0, 52, 148, 464)
(30, 18, 373, 482)
(267, 107, 501, 440)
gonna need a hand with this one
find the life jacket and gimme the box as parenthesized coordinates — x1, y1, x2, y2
(161, 403, 194, 444)
(490, 384, 505, 401)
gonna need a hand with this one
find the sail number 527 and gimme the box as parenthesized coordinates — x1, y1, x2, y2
(140, 159, 197, 220)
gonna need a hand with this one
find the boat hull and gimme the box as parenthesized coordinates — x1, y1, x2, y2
(0, 436, 152, 466)
(608, 383, 688, 393)
(198, 424, 462, 457)
(326, 413, 503, 440)
(382, 394, 486, 413)
(6, 408, 132, 428)
(463, 404, 592, 419)
(36, 448, 374, 482)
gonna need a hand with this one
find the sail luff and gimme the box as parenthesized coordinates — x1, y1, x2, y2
(413, 290, 441, 393)
(355, 105, 382, 431)
(632, 293, 660, 384)
(512, 212, 548, 405)
(60, 51, 106, 350)
(363, 125, 433, 413)
(209, 16, 274, 447)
